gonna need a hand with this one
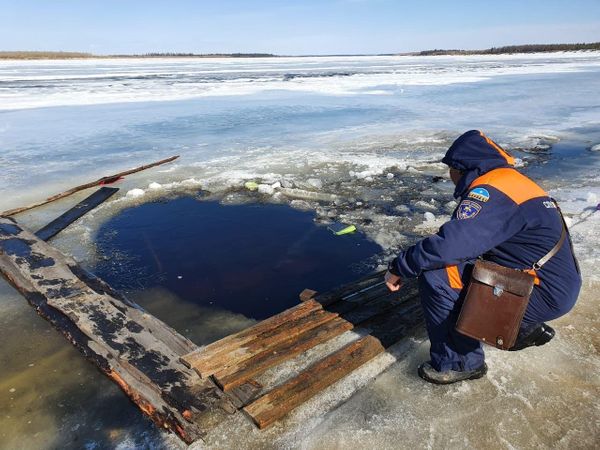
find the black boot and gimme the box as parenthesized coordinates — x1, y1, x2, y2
(418, 361, 488, 385)
(509, 323, 555, 351)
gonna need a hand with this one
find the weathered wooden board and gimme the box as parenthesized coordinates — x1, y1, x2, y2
(361, 298, 424, 348)
(339, 291, 402, 324)
(187, 308, 339, 378)
(328, 282, 392, 316)
(0, 217, 233, 444)
(225, 379, 264, 408)
(35, 187, 119, 241)
(340, 278, 419, 323)
(243, 335, 385, 429)
(181, 299, 322, 372)
(298, 288, 318, 302)
(213, 317, 354, 391)
(311, 270, 386, 306)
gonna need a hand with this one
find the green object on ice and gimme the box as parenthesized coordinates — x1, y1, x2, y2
(328, 222, 357, 235)
(245, 181, 259, 191)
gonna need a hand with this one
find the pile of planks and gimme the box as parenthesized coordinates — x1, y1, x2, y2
(181, 272, 423, 429)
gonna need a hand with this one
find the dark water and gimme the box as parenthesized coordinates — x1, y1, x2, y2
(520, 140, 600, 186)
(94, 197, 382, 321)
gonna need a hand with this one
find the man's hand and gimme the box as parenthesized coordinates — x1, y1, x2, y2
(385, 270, 402, 292)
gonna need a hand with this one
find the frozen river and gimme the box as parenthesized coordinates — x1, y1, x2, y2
(0, 53, 599, 449)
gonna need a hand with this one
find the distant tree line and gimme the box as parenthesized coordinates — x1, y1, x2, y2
(0, 51, 93, 60)
(417, 42, 600, 56)
(0, 51, 276, 60)
(110, 52, 276, 58)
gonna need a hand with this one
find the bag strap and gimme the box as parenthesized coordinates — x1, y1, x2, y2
(532, 199, 568, 270)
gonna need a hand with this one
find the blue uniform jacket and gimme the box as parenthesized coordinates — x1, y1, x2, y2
(392, 130, 581, 318)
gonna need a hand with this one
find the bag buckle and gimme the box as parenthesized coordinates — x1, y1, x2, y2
(493, 286, 504, 297)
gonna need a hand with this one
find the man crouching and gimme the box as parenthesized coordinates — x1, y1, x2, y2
(385, 130, 581, 384)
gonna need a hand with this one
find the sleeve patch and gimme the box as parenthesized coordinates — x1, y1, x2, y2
(467, 187, 490, 202)
(457, 200, 482, 219)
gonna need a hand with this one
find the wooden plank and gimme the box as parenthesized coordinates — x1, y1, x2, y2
(299, 288, 318, 302)
(225, 380, 263, 408)
(340, 291, 402, 324)
(338, 279, 419, 324)
(361, 298, 424, 348)
(190, 308, 339, 378)
(243, 335, 385, 429)
(327, 282, 391, 316)
(0, 217, 231, 444)
(2, 155, 179, 216)
(313, 269, 386, 306)
(35, 187, 119, 241)
(180, 299, 323, 371)
(214, 317, 353, 391)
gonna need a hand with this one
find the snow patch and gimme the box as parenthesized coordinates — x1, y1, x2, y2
(126, 188, 145, 198)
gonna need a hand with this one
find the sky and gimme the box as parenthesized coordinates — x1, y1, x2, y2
(1, 0, 599, 55)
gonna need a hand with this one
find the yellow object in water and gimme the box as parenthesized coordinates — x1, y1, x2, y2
(328, 223, 357, 235)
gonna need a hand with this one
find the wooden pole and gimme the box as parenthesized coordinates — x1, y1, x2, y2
(1, 155, 179, 217)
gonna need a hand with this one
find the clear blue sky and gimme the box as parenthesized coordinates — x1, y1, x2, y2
(2, 0, 599, 55)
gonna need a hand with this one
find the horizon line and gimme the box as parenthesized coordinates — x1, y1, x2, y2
(1, 42, 600, 59)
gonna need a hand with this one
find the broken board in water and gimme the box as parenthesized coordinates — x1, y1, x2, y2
(35, 186, 119, 241)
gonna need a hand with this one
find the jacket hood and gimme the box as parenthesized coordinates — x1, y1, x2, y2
(442, 130, 516, 198)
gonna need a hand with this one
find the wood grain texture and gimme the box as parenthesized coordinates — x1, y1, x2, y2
(213, 317, 353, 391)
(0, 217, 230, 444)
(181, 299, 322, 371)
(312, 269, 386, 306)
(299, 288, 318, 302)
(225, 379, 263, 408)
(243, 335, 384, 429)
(327, 282, 392, 316)
(187, 308, 339, 378)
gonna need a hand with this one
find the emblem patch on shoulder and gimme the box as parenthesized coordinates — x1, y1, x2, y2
(467, 187, 490, 202)
(457, 200, 482, 219)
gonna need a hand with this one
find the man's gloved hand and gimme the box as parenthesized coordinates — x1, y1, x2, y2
(384, 270, 402, 292)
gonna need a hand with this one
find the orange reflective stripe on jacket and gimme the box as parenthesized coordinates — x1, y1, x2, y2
(470, 168, 547, 205)
(525, 268, 541, 285)
(446, 265, 463, 289)
(479, 131, 516, 166)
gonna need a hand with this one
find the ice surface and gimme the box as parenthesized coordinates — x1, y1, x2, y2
(1, 53, 600, 110)
(126, 188, 145, 198)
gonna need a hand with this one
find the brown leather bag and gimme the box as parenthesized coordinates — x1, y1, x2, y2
(456, 260, 535, 349)
(456, 205, 568, 350)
